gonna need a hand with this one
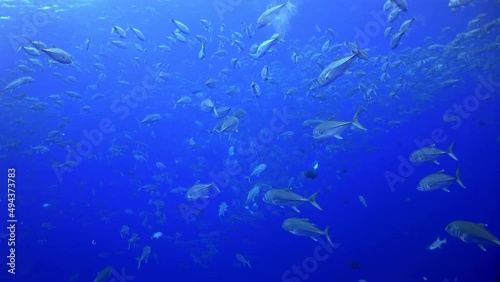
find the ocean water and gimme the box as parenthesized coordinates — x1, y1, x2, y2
(0, 0, 499, 281)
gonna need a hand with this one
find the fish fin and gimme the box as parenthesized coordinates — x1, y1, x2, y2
(478, 244, 487, 252)
(308, 191, 323, 211)
(292, 206, 300, 213)
(447, 142, 458, 161)
(454, 167, 466, 189)
(433, 160, 440, 165)
(309, 236, 318, 242)
(494, 240, 500, 245)
(324, 226, 335, 247)
(334, 135, 343, 140)
(354, 40, 369, 60)
(136, 257, 141, 269)
(442, 188, 450, 192)
(436, 170, 445, 174)
(352, 108, 367, 130)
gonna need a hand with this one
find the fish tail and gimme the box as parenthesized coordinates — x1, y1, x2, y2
(308, 191, 323, 211)
(351, 108, 367, 131)
(136, 257, 141, 269)
(354, 40, 369, 60)
(324, 226, 335, 247)
(455, 167, 466, 189)
(447, 142, 459, 161)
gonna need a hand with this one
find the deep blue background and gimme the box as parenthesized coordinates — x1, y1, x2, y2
(0, 0, 499, 281)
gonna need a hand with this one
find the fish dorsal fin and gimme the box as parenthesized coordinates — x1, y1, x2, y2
(428, 144, 436, 148)
(327, 117, 335, 121)
(436, 170, 445, 174)
(477, 223, 488, 228)
(195, 180, 200, 184)
(300, 218, 309, 221)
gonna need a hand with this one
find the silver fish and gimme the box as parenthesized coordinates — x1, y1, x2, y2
(312, 108, 366, 140)
(263, 188, 322, 213)
(282, 218, 334, 247)
(417, 167, 466, 192)
(446, 221, 500, 251)
(410, 143, 458, 164)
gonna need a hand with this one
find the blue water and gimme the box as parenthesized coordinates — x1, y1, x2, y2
(1, 0, 499, 281)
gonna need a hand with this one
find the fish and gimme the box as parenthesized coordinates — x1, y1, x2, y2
(41, 48, 73, 64)
(93, 266, 113, 282)
(358, 195, 368, 208)
(409, 143, 458, 164)
(390, 30, 407, 49)
(426, 237, 447, 250)
(212, 116, 239, 134)
(2, 76, 34, 92)
(312, 108, 367, 140)
(110, 24, 127, 38)
(152, 231, 163, 239)
(245, 163, 267, 181)
(256, 0, 295, 28)
(417, 167, 466, 192)
(186, 182, 220, 200)
(136, 246, 151, 269)
(311, 41, 368, 90)
(446, 221, 500, 251)
(449, 0, 474, 8)
(282, 218, 335, 247)
(390, 0, 408, 11)
(128, 27, 145, 41)
(218, 202, 228, 217)
(246, 184, 261, 203)
(171, 19, 190, 34)
(263, 188, 322, 212)
(236, 253, 251, 268)
(250, 33, 282, 59)
(140, 114, 161, 124)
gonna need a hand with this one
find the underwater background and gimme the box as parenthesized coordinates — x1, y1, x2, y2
(0, 0, 499, 281)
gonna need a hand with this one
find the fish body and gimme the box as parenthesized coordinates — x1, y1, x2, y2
(446, 221, 500, 251)
(312, 108, 366, 140)
(426, 237, 447, 250)
(449, 0, 474, 8)
(410, 143, 458, 164)
(250, 33, 281, 59)
(186, 182, 220, 200)
(41, 48, 72, 64)
(390, 0, 408, 11)
(171, 19, 190, 34)
(282, 218, 334, 247)
(136, 246, 151, 269)
(94, 267, 113, 282)
(417, 167, 466, 192)
(263, 189, 322, 212)
(312, 42, 367, 89)
(257, 0, 295, 28)
(3, 76, 34, 91)
(236, 253, 251, 268)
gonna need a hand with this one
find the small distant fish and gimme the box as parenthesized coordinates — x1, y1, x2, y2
(171, 19, 190, 34)
(426, 237, 447, 250)
(256, 0, 295, 28)
(449, 0, 474, 9)
(151, 232, 163, 239)
(236, 253, 251, 268)
(358, 195, 368, 208)
(245, 163, 267, 181)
